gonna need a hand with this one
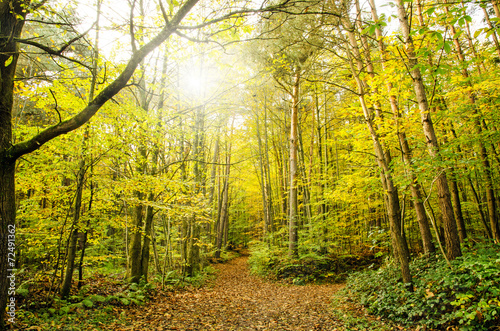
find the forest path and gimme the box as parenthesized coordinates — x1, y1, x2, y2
(115, 254, 346, 330)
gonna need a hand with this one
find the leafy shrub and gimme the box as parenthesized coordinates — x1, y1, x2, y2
(344, 242, 500, 330)
(248, 241, 381, 283)
(247, 241, 283, 277)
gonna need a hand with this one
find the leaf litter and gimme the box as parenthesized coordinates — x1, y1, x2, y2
(107, 255, 346, 330)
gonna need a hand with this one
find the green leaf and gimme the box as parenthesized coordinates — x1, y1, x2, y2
(120, 298, 130, 305)
(4, 56, 13, 67)
(453, 30, 463, 39)
(361, 25, 377, 36)
(82, 299, 94, 308)
(432, 31, 443, 41)
(425, 7, 435, 16)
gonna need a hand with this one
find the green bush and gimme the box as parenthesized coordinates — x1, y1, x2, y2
(344, 242, 500, 330)
(247, 241, 283, 277)
(248, 241, 380, 283)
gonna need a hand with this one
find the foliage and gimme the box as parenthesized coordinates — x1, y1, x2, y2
(344, 242, 500, 330)
(330, 295, 407, 331)
(16, 264, 222, 329)
(4, 0, 500, 328)
(248, 241, 381, 284)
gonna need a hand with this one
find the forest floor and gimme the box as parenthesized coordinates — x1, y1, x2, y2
(101, 254, 415, 331)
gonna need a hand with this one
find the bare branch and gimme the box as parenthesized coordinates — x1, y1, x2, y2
(49, 89, 62, 123)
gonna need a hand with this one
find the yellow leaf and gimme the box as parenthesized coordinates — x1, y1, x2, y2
(4, 56, 13, 67)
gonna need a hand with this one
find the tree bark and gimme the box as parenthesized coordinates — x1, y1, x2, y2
(395, 0, 462, 260)
(368, 0, 435, 255)
(255, 108, 270, 236)
(215, 119, 234, 259)
(263, 98, 274, 236)
(443, 1, 499, 242)
(288, 67, 300, 259)
(128, 193, 144, 283)
(60, 159, 86, 298)
(215, 154, 231, 259)
(341, 18, 412, 286)
(140, 193, 154, 282)
(0, 1, 26, 324)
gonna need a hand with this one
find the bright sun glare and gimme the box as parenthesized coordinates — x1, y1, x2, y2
(181, 63, 217, 99)
(186, 74, 204, 95)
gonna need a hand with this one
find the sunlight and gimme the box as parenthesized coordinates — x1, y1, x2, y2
(180, 61, 218, 99)
(186, 72, 204, 95)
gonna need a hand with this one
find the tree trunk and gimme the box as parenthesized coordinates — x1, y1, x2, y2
(215, 120, 234, 259)
(216, 154, 231, 259)
(263, 98, 274, 236)
(342, 19, 412, 286)
(60, 159, 86, 298)
(0, 2, 26, 326)
(468, 176, 493, 238)
(368, 0, 435, 255)
(395, 0, 462, 260)
(128, 190, 144, 283)
(208, 128, 220, 243)
(315, 92, 328, 253)
(255, 108, 270, 237)
(449, 175, 467, 243)
(288, 68, 300, 258)
(140, 194, 154, 282)
(0, 163, 16, 329)
(444, 0, 499, 242)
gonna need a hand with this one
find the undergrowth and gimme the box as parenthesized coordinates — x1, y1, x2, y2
(14, 264, 218, 330)
(344, 242, 500, 330)
(248, 241, 381, 284)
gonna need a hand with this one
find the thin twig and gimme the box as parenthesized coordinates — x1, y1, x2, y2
(49, 89, 62, 123)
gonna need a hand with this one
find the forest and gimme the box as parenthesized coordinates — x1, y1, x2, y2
(1, 0, 500, 329)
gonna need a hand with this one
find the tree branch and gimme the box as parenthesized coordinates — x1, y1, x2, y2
(4, 0, 202, 162)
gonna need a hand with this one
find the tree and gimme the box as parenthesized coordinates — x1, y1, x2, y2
(395, 0, 462, 261)
(1, 0, 294, 326)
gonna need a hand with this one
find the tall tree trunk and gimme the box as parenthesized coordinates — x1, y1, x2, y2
(315, 92, 328, 253)
(215, 119, 234, 259)
(0, 2, 26, 327)
(446, 124, 468, 243)
(60, 158, 86, 298)
(395, 0, 462, 260)
(443, 0, 499, 242)
(255, 108, 270, 237)
(368, 0, 435, 255)
(298, 124, 312, 227)
(468, 176, 493, 239)
(140, 193, 154, 282)
(208, 130, 220, 243)
(288, 67, 300, 258)
(128, 193, 144, 283)
(342, 19, 412, 286)
(216, 153, 231, 259)
(187, 107, 204, 275)
(263, 98, 274, 236)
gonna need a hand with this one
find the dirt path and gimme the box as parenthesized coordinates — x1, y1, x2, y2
(116, 255, 346, 330)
